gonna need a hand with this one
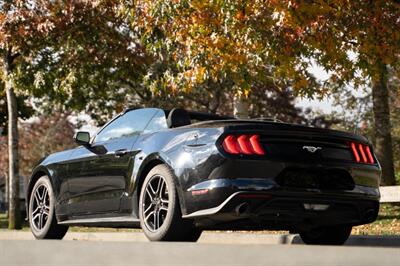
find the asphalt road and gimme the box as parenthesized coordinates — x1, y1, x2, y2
(1, 231, 399, 266)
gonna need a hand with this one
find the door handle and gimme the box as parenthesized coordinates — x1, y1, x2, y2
(114, 149, 128, 158)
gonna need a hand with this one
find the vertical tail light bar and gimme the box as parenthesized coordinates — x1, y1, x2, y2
(350, 142, 360, 162)
(222, 135, 240, 154)
(222, 134, 265, 156)
(237, 135, 254, 155)
(358, 144, 368, 163)
(365, 146, 375, 164)
(350, 142, 375, 164)
(249, 135, 265, 155)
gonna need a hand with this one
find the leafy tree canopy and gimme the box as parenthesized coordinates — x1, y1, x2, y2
(132, 0, 323, 100)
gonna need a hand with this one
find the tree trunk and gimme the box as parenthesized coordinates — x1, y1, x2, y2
(4, 60, 21, 229)
(372, 64, 396, 185)
(5, 172, 9, 218)
(233, 93, 249, 119)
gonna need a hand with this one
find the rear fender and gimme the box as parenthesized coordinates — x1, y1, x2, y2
(131, 152, 188, 215)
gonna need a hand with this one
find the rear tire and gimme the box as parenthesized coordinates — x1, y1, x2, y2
(139, 164, 202, 241)
(29, 176, 69, 239)
(299, 225, 352, 245)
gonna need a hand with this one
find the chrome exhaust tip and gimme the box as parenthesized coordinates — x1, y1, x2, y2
(235, 202, 250, 216)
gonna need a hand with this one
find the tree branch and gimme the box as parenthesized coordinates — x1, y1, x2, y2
(119, 78, 149, 101)
(10, 52, 21, 62)
(184, 93, 210, 109)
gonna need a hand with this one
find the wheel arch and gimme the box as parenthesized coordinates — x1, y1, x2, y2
(26, 167, 52, 214)
(133, 154, 187, 216)
(135, 158, 164, 206)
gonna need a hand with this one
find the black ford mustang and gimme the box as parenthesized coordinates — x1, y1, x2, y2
(27, 107, 381, 244)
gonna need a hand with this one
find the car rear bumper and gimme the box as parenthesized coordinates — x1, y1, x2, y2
(182, 178, 380, 230)
(177, 143, 381, 230)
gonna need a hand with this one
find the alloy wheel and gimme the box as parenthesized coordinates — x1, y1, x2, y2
(142, 174, 170, 232)
(30, 184, 50, 231)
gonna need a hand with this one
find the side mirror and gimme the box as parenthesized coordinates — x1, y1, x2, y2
(73, 131, 91, 146)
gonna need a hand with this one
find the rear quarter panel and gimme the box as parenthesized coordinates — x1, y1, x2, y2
(129, 127, 224, 215)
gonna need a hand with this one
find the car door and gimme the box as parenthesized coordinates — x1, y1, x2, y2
(66, 108, 159, 216)
(119, 109, 169, 214)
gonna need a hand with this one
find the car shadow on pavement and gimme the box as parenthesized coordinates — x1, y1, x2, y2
(289, 235, 400, 247)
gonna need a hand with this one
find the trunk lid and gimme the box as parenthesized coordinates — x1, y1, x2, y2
(193, 119, 372, 164)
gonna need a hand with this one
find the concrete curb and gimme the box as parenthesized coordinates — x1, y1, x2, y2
(0, 230, 399, 247)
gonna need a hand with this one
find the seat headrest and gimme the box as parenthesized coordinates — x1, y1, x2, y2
(167, 108, 191, 128)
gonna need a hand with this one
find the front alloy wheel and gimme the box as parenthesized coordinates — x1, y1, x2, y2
(31, 184, 50, 231)
(29, 176, 68, 239)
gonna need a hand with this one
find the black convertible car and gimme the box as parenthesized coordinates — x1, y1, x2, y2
(27, 107, 381, 244)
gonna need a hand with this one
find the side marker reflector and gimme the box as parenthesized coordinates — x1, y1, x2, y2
(191, 189, 209, 196)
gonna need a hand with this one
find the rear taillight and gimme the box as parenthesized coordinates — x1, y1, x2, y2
(222, 135, 240, 154)
(350, 142, 360, 162)
(222, 134, 265, 156)
(365, 146, 375, 164)
(350, 142, 375, 164)
(249, 135, 265, 155)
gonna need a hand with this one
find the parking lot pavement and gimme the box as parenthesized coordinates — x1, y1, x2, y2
(1, 239, 399, 266)
(1, 230, 400, 247)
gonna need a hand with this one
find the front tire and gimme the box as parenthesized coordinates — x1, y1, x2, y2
(139, 164, 202, 241)
(299, 225, 352, 245)
(29, 176, 68, 239)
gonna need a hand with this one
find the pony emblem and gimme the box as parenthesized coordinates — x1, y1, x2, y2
(303, 146, 322, 153)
